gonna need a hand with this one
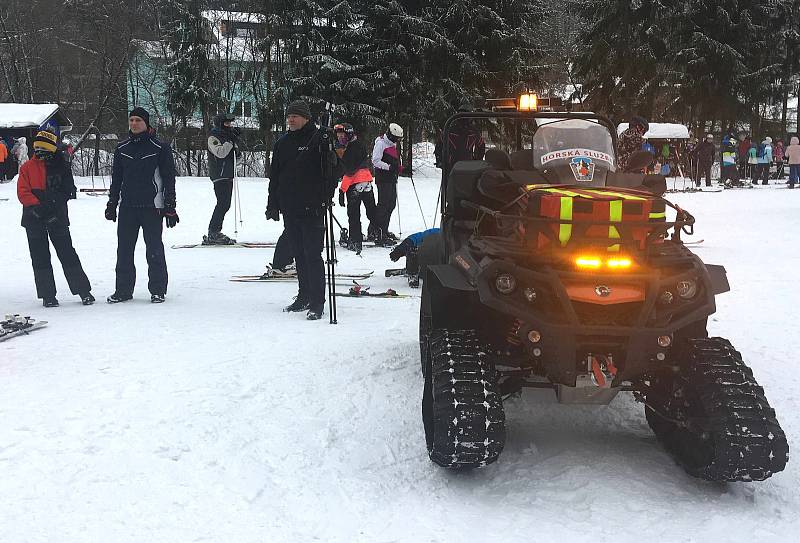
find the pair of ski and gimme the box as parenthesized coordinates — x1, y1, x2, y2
(336, 282, 413, 299)
(230, 270, 374, 283)
(172, 242, 274, 249)
(0, 315, 47, 343)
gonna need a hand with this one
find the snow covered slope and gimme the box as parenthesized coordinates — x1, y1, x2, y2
(1, 174, 798, 542)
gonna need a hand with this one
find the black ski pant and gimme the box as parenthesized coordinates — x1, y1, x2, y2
(738, 159, 749, 179)
(694, 161, 712, 186)
(271, 231, 294, 270)
(208, 179, 233, 234)
(720, 164, 739, 184)
(25, 221, 91, 299)
(284, 214, 325, 307)
(374, 181, 397, 235)
(0, 162, 6, 181)
(753, 163, 770, 185)
(115, 207, 168, 296)
(346, 188, 377, 242)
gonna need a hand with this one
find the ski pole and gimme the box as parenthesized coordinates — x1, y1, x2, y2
(431, 188, 441, 228)
(409, 172, 427, 229)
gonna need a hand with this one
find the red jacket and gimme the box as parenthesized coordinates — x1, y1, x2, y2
(0, 141, 8, 163)
(17, 153, 76, 227)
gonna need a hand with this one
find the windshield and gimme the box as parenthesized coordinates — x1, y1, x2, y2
(531, 119, 616, 183)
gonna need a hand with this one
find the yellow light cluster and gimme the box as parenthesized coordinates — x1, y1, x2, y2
(575, 256, 633, 271)
(518, 93, 538, 112)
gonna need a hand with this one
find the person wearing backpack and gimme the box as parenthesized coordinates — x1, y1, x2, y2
(773, 139, 785, 180)
(753, 137, 773, 185)
(720, 134, 739, 185)
(785, 136, 800, 189)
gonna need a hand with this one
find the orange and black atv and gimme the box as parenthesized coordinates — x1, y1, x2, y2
(418, 110, 788, 482)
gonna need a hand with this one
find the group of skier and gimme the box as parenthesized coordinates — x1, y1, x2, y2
(14, 102, 413, 322)
(0, 136, 29, 181)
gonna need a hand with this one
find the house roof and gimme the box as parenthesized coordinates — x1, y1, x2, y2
(0, 103, 73, 131)
(617, 122, 690, 140)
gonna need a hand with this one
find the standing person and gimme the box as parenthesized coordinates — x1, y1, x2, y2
(690, 134, 715, 187)
(17, 130, 93, 307)
(105, 107, 178, 304)
(719, 134, 739, 185)
(785, 136, 800, 189)
(371, 123, 403, 246)
(617, 116, 649, 171)
(773, 139, 785, 180)
(0, 138, 8, 181)
(737, 133, 751, 178)
(753, 137, 773, 185)
(205, 113, 239, 245)
(434, 104, 486, 176)
(12, 137, 28, 171)
(335, 123, 376, 254)
(265, 100, 338, 321)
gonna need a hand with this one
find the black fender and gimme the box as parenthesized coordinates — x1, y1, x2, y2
(705, 264, 730, 295)
(428, 264, 477, 292)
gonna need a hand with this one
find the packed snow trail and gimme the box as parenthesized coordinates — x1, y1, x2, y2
(1, 162, 798, 541)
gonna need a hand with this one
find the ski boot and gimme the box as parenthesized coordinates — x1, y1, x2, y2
(339, 228, 349, 248)
(80, 292, 95, 306)
(107, 292, 133, 304)
(306, 304, 324, 320)
(346, 240, 363, 255)
(43, 297, 59, 308)
(284, 297, 310, 312)
(151, 294, 165, 303)
(203, 231, 236, 245)
(261, 263, 296, 279)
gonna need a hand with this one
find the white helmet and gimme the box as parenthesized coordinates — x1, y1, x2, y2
(765, 136, 772, 144)
(388, 123, 403, 138)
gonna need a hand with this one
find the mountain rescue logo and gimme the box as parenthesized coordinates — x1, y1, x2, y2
(571, 157, 595, 182)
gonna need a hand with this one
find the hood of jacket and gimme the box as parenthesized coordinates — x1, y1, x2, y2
(791, 137, 800, 146)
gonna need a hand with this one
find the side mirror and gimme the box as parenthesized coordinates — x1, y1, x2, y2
(624, 150, 655, 173)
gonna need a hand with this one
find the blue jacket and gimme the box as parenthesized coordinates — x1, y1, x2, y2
(110, 131, 176, 208)
(408, 228, 440, 247)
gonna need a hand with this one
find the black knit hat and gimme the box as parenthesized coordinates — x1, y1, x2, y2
(129, 106, 151, 126)
(286, 100, 312, 120)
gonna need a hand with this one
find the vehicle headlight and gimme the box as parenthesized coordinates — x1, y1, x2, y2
(495, 273, 516, 295)
(676, 279, 698, 299)
(523, 287, 537, 303)
(658, 290, 674, 305)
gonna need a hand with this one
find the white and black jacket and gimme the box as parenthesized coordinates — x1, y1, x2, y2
(110, 131, 176, 208)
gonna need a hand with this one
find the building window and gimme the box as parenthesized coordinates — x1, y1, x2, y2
(244, 102, 252, 118)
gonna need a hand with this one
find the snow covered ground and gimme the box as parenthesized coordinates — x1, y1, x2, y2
(1, 165, 799, 542)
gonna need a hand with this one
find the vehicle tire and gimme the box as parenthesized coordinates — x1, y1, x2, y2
(419, 271, 433, 376)
(645, 337, 788, 481)
(422, 328, 506, 468)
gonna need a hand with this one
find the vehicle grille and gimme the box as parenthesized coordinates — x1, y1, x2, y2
(570, 301, 643, 327)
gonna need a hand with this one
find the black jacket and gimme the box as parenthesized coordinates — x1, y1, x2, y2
(207, 125, 237, 181)
(110, 131, 176, 208)
(267, 122, 338, 217)
(340, 139, 370, 176)
(692, 141, 716, 165)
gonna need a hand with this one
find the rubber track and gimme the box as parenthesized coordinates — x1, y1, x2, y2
(647, 337, 788, 481)
(427, 329, 506, 468)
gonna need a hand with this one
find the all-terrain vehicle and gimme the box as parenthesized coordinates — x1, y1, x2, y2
(418, 106, 788, 482)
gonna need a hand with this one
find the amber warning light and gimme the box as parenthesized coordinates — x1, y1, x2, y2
(575, 256, 633, 271)
(517, 93, 538, 112)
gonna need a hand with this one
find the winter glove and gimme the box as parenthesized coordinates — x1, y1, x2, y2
(31, 203, 58, 224)
(104, 200, 117, 222)
(338, 190, 346, 207)
(265, 207, 280, 221)
(161, 206, 179, 228)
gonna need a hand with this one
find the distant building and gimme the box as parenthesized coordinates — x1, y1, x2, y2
(0, 103, 73, 156)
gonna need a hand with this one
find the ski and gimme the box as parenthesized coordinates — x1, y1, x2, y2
(334, 283, 414, 298)
(385, 268, 407, 277)
(231, 271, 373, 282)
(0, 315, 47, 343)
(172, 242, 275, 249)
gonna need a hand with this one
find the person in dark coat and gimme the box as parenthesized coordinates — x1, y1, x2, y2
(691, 134, 715, 186)
(105, 107, 178, 304)
(616, 116, 649, 172)
(206, 112, 239, 244)
(265, 100, 338, 320)
(17, 130, 93, 307)
(335, 122, 376, 255)
(371, 123, 403, 246)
